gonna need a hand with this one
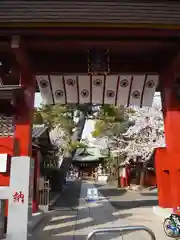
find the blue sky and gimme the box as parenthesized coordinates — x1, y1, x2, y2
(35, 93, 42, 108)
(34, 92, 161, 139)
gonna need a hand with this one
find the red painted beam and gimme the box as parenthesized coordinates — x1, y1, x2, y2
(0, 39, 176, 60)
(30, 49, 174, 74)
(0, 35, 176, 78)
(31, 61, 159, 74)
(25, 39, 176, 51)
(0, 27, 179, 39)
(0, 37, 177, 57)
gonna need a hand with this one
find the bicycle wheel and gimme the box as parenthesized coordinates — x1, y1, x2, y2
(163, 217, 177, 237)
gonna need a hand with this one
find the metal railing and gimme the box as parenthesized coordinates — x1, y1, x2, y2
(0, 200, 5, 239)
(39, 180, 50, 212)
(87, 226, 156, 240)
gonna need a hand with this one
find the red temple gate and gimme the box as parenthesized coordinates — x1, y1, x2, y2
(0, 0, 180, 213)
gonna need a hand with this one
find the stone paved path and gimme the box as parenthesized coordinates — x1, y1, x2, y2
(29, 180, 169, 240)
(29, 180, 81, 240)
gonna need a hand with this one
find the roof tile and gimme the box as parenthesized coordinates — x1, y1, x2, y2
(0, 1, 180, 25)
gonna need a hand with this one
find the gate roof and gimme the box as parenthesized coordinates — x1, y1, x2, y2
(0, 1, 180, 27)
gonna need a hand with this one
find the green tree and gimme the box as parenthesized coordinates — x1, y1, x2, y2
(92, 105, 130, 138)
(33, 103, 90, 189)
(33, 103, 93, 132)
(38, 104, 75, 132)
(91, 105, 134, 187)
(33, 107, 44, 124)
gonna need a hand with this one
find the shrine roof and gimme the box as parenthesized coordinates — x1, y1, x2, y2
(32, 124, 55, 150)
(0, 1, 180, 27)
(32, 124, 48, 139)
(73, 147, 108, 162)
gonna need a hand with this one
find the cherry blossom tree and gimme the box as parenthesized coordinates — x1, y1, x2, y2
(89, 95, 165, 186)
(91, 97, 165, 164)
(120, 103, 165, 162)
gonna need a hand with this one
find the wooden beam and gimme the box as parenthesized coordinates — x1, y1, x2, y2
(11, 35, 31, 78)
(32, 60, 160, 74)
(25, 38, 176, 51)
(0, 41, 10, 52)
(0, 27, 179, 39)
(30, 49, 170, 74)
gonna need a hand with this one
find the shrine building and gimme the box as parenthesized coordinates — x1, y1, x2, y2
(72, 147, 108, 177)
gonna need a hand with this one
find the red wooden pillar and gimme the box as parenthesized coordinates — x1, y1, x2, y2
(11, 35, 36, 156)
(3, 36, 36, 219)
(14, 73, 35, 156)
(0, 138, 14, 187)
(156, 68, 180, 208)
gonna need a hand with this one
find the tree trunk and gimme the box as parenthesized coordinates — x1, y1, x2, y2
(108, 165, 116, 184)
(140, 169, 146, 187)
(60, 111, 86, 184)
(116, 158, 120, 188)
(135, 162, 142, 185)
(71, 111, 86, 142)
(140, 162, 147, 187)
(117, 166, 121, 188)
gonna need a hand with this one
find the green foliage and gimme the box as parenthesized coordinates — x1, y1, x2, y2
(33, 107, 44, 125)
(33, 104, 89, 157)
(33, 104, 75, 134)
(126, 107, 136, 115)
(98, 105, 126, 122)
(92, 105, 129, 138)
(92, 120, 107, 137)
(68, 140, 88, 151)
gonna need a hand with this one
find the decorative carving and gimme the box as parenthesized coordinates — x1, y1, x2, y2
(132, 90, 140, 99)
(81, 89, 89, 98)
(146, 80, 155, 88)
(67, 79, 75, 86)
(55, 90, 64, 98)
(0, 116, 14, 136)
(39, 79, 48, 88)
(120, 79, 129, 88)
(93, 79, 102, 87)
(88, 49, 110, 75)
(106, 90, 115, 98)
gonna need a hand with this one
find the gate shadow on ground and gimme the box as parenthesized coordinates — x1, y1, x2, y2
(95, 188, 127, 197)
(95, 185, 158, 209)
(29, 181, 158, 240)
(94, 184, 127, 197)
(30, 203, 133, 240)
(110, 199, 158, 210)
(140, 192, 158, 197)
